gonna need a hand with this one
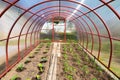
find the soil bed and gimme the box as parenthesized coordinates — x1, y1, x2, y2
(1, 43, 52, 80)
(57, 43, 114, 80)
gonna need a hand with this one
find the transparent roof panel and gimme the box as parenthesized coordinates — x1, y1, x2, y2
(75, 0, 102, 8)
(61, 1, 90, 13)
(15, 0, 45, 9)
(30, 1, 59, 12)
(0, 1, 9, 14)
(109, 0, 120, 15)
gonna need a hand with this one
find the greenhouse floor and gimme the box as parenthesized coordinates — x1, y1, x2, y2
(1, 42, 115, 80)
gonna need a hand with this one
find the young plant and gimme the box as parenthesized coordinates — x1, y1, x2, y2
(36, 75, 41, 80)
(24, 58, 31, 64)
(69, 48, 73, 52)
(40, 57, 47, 63)
(92, 78, 97, 80)
(38, 63, 44, 73)
(16, 64, 24, 72)
(11, 75, 20, 80)
(96, 66, 102, 73)
(46, 43, 50, 48)
(67, 74, 73, 80)
(81, 65, 89, 75)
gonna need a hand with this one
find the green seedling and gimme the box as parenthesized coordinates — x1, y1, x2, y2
(11, 75, 19, 80)
(81, 65, 89, 75)
(67, 74, 73, 80)
(38, 63, 44, 68)
(92, 78, 97, 80)
(70, 48, 73, 52)
(46, 43, 51, 48)
(63, 47, 67, 51)
(85, 56, 89, 61)
(36, 75, 41, 80)
(96, 66, 102, 72)
(16, 64, 24, 72)
(38, 63, 44, 73)
(63, 53, 68, 60)
(77, 59, 81, 65)
(40, 57, 47, 63)
(24, 58, 31, 64)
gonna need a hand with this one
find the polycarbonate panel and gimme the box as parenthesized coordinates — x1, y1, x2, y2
(26, 34, 31, 48)
(28, 18, 40, 33)
(92, 35, 99, 58)
(15, 0, 46, 9)
(20, 35, 25, 57)
(54, 21, 65, 41)
(83, 32, 87, 48)
(22, 16, 37, 34)
(111, 40, 120, 77)
(76, 0, 102, 8)
(34, 31, 38, 43)
(0, 6, 23, 39)
(78, 18, 90, 33)
(42, 22, 53, 30)
(95, 6, 120, 38)
(99, 38, 110, 66)
(61, 7, 83, 16)
(37, 7, 58, 16)
(87, 12, 108, 36)
(0, 1, 9, 14)
(40, 29, 52, 41)
(110, 0, 120, 14)
(87, 34, 92, 51)
(81, 16, 96, 33)
(8, 38, 18, 66)
(61, 1, 90, 13)
(30, 1, 59, 12)
(0, 40, 6, 74)
(31, 33, 35, 45)
(10, 12, 32, 37)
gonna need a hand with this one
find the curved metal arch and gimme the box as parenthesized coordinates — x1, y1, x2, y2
(23, 7, 99, 57)
(66, 0, 112, 68)
(32, 6, 101, 54)
(75, 19, 88, 48)
(26, 12, 69, 48)
(25, 5, 103, 58)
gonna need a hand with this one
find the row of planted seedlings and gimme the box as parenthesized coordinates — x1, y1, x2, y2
(2, 42, 52, 80)
(58, 42, 114, 80)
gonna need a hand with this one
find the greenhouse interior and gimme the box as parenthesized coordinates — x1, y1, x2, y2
(0, 0, 120, 80)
